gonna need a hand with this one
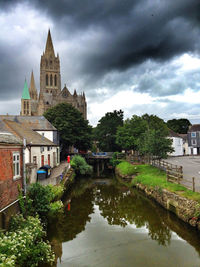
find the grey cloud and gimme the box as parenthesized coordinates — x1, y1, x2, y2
(1, 0, 200, 123)
(1, 0, 200, 75)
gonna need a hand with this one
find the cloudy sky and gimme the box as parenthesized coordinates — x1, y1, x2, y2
(1, 0, 200, 126)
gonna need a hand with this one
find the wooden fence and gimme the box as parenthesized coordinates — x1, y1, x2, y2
(126, 154, 196, 192)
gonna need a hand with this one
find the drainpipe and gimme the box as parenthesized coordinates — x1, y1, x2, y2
(23, 138, 27, 195)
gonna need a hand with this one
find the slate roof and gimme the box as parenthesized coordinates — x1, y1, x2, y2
(179, 134, 187, 141)
(188, 124, 200, 132)
(0, 119, 22, 144)
(0, 115, 56, 131)
(168, 129, 182, 138)
(3, 120, 56, 146)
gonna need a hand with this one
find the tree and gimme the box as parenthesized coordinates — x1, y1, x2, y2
(116, 115, 146, 151)
(94, 110, 124, 151)
(44, 103, 92, 154)
(167, 118, 191, 134)
(116, 113, 173, 158)
(71, 155, 93, 176)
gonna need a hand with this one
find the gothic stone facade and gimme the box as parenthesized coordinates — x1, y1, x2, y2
(21, 30, 87, 119)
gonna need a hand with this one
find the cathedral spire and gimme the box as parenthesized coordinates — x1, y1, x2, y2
(45, 29, 55, 57)
(22, 79, 30, 100)
(29, 71, 38, 100)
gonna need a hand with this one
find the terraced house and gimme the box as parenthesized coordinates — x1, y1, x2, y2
(187, 124, 200, 155)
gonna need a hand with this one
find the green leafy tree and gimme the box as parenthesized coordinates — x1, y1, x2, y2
(140, 114, 173, 158)
(116, 113, 173, 159)
(167, 118, 191, 134)
(116, 115, 146, 151)
(71, 155, 93, 176)
(44, 103, 92, 154)
(94, 110, 124, 151)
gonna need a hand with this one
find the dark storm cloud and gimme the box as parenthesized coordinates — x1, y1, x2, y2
(1, 0, 200, 75)
(1, 0, 200, 122)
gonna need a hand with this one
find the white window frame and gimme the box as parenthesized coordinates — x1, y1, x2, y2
(191, 132, 196, 138)
(13, 152, 20, 180)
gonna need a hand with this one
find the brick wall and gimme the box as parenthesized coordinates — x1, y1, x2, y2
(0, 146, 23, 210)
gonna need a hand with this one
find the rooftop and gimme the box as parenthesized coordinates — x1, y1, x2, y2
(188, 124, 200, 132)
(3, 120, 56, 146)
(0, 115, 57, 131)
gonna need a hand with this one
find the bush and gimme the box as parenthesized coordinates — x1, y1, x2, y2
(0, 215, 54, 267)
(109, 152, 124, 167)
(71, 155, 93, 176)
(27, 183, 53, 220)
(47, 184, 64, 202)
(49, 201, 64, 216)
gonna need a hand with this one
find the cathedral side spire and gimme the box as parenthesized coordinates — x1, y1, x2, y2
(45, 29, 55, 57)
(21, 79, 31, 116)
(22, 79, 30, 100)
(29, 71, 38, 100)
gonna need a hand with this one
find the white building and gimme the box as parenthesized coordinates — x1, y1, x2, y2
(1, 116, 60, 168)
(168, 129, 183, 156)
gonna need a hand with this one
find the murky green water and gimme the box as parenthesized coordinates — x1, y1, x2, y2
(47, 178, 200, 267)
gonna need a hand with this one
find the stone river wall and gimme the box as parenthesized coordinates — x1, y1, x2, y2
(115, 167, 200, 231)
(135, 183, 200, 230)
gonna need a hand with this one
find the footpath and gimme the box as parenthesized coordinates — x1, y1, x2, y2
(39, 161, 70, 186)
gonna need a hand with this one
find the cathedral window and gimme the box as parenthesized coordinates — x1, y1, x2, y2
(46, 74, 48, 86)
(50, 74, 53, 86)
(54, 75, 57, 86)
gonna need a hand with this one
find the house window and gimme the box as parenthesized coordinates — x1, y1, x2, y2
(13, 152, 20, 179)
(40, 146, 45, 153)
(33, 156, 37, 165)
(191, 139, 197, 146)
(191, 132, 196, 138)
(47, 147, 51, 151)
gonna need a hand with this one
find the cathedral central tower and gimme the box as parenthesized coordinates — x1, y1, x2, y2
(21, 30, 87, 119)
(40, 29, 61, 96)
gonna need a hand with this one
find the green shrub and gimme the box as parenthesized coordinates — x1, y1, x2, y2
(27, 183, 53, 220)
(47, 184, 64, 201)
(71, 155, 93, 176)
(0, 215, 54, 267)
(49, 200, 64, 216)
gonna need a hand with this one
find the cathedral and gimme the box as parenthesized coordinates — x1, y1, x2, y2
(21, 30, 87, 119)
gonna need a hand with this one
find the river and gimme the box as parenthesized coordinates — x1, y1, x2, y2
(46, 177, 200, 267)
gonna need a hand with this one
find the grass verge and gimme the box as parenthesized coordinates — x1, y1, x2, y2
(116, 162, 200, 203)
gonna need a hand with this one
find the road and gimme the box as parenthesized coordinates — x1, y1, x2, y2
(166, 156, 200, 192)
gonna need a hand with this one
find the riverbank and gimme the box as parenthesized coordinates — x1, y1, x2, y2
(0, 167, 75, 266)
(116, 161, 200, 230)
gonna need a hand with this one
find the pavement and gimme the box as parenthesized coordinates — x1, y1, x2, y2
(166, 156, 200, 192)
(39, 161, 70, 186)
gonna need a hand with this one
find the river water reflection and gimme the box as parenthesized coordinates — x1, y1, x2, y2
(47, 178, 200, 267)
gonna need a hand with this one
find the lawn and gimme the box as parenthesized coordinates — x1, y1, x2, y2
(116, 162, 200, 203)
